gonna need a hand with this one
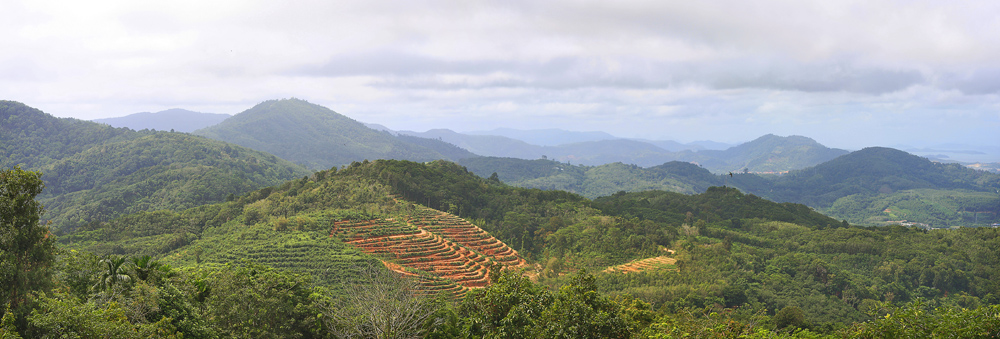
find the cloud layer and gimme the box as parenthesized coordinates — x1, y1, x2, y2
(3, 0, 999, 149)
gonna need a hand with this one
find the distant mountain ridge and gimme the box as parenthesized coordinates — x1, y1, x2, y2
(1, 100, 310, 231)
(194, 98, 478, 170)
(679, 134, 850, 173)
(459, 146, 1000, 226)
(735, 146, 1000, 207)
(93, 108, 231, 133)
(403, 129, 843, 173)
(466, 127, 620, 146)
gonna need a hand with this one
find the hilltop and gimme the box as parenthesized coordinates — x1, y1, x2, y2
(732, 147, 1000, 227)
(194, 99, 477, 170)
(676, 134, 849, 173)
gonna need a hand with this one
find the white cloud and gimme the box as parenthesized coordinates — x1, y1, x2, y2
(2, 0, 999, 150)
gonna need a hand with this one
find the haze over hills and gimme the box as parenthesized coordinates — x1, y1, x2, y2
(193, 98, 478, 170)
(677, 134, 849, 173)
(92, 108, 231, 133)
(730, 147, 1000, 227)
(459, 157, 722, 198)
(2, 100, 311, 231)
(404, 128, 840, 172)
(460, 146, 1000, 227)
(84, 100, 852, 174)
(465, 127, 620, 146)
(397, 128, 544, 159)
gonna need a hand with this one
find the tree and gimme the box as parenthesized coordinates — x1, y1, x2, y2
(204, 261, 322, 338)
(0, 166, 56, 331)
(774, 305, 807, 330)
(130, 255, 163, 282)
(94, 255, 132, 292)
(323, 264, 436, 339)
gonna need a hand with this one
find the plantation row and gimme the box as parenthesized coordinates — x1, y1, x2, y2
(329, 205, 526, 296)
(407, 209, 526, 268)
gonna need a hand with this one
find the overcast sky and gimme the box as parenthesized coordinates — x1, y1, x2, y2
(3, 0, 999, 151)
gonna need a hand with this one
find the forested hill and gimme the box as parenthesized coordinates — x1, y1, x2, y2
(1, 100, 311, 231)
(40, 133, 310, 231)
(460, 147, 1000, 227)
(459, 157, 722, 198)
(193, 98, 478, 170)
(676, 134, 849, 173)
(734, 146, 1000, 207)
(1, 100, 134, 169)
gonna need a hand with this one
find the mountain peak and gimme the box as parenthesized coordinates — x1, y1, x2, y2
(194, 99, 474, 170)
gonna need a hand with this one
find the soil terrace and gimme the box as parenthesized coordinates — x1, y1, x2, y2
(331, 206, 526, 298)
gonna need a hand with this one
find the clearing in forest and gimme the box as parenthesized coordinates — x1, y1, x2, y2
(331, 205, 526, 298)
(603, 255, 678, 274)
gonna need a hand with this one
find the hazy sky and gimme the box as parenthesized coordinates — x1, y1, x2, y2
(3, 0, 999, 150)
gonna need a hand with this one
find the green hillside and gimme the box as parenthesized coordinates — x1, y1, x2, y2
(194, 98, 477, 170)
(40, 133, 310, 231)
(11, 159, 1000, 337)
(730, 147, 1000, 227)
(745, 147, 997, 207)
(2, 101, 311, 232)
(1, 100, 134, 169)
(463, 147, 1000, 227)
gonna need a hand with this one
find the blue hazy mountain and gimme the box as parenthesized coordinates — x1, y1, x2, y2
(93, 108, 231, 133)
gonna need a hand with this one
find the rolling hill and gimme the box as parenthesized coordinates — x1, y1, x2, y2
(730, 147, 1000, 227)
(673, 134, 849, 173)
(458, 157, 722, 198)
(408, 130, 845, 172)
(194, 98, 478, 170)
(62, 160, 531, 296)
(459, 146, 1000, 227)
(2, 100, 311, 231)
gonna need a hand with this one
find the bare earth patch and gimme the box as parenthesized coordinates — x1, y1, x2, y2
(603, 255, 678, 274)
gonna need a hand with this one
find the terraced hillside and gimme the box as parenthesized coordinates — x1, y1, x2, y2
(331, 205, 526, 297)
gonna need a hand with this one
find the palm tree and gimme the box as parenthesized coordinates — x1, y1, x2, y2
(131, 255, 161, 282)
(94, 256, 132, 291)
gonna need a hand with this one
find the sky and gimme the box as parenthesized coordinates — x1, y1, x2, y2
(3, 0, 999, 154)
